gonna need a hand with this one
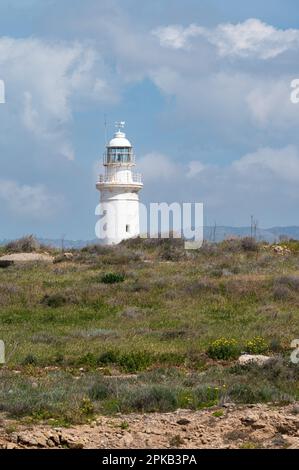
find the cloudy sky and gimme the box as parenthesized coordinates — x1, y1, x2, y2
(1, 0, 299, 239)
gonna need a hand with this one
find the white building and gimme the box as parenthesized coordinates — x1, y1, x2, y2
(96, 122, 143, 245)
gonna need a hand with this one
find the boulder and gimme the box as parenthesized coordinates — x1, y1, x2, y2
(238, 354, 273, 367)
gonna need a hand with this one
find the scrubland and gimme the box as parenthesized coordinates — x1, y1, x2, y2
(0, 235, 299, 426)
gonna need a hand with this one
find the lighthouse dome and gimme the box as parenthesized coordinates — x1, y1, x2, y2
(108, 131, 132, 148)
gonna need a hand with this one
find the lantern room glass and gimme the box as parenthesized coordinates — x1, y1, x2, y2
(107, 147, 133, 164)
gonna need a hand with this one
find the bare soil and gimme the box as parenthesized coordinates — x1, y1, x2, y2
(0, 253, 54, 262)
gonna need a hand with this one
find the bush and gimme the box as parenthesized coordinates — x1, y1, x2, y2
(159, 243, 185, 261)
(227, 383, 276, 404)
(122, 385, 177, 412)
(5, 235, 40, 253)
(97, 350, 120, 365)
(41, 293, 67, 308)
(81, 244, 110, 255)
(275, 275, 299, 291)
(273, 285, 291, 301)
(219, 239, 242, 253)
(0, 260, 14, 269)
(245, 336, 268, 354)
(78, 353, 98, 367)
(207, 338, 240, 360)
(79, 398, 94, 416)
(22, 354, 38, 366)
(241, 237, 259, 252)
(97, 350, 153, 372)
(118, 351, 153, 372)
(88, 381, 110, 400)
(195, 385, 221, 407)
(100, 273, 125, 284)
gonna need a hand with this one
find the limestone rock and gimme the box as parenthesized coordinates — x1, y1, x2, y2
(238, 354, 273, 366)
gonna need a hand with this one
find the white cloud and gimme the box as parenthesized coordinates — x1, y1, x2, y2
(0, 36, 116, 160)
(246, 80, 299, 128)
(152, 24, 203, 50)
(0, 180, 64, 219)
(208, 19, 299, 59)
(232, 145, 299, 183)
(139, 152, 181, 180)
(153, 18, 299, 59)
(141, 146, 299, 222)
(187, 161, 205, 178)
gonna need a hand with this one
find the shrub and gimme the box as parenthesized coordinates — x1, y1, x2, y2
(241, 237, 259, 252)
(122, 385, 177, 412)
(210, 268, 223, 278)
(227, 383, 276, 404)
(157, 352, 185, 366)
(0, 260, 14, 269)
(207, 338, 240, 360)
(195, 385, 221, 407)
(177, 389, 195, 408)
(269, 337, 283, 353)
(100, 272, 125, 284)
(245, 336, 268, 354)
(22, 354, 38, 366)
(159, 245, 185, 261)
(118, 351, 153, 372)
(88, 381, 110, 400)
(78, 353, 97, 367)
(41, 293, 67, 308)
(81, 244, 110, 255)
(275, 275, 299, 291)
(31, 333, 59, 345)
(213, 410, 224, 417)
(97, 350, 120, 365)
(218, 239, 242, 253)
(5, 235, 40, 253)
(97, 350, 153, 372)
(273, 285, 291, 301)
(54, 353, 65, 365)
(80, 398, 94, 416)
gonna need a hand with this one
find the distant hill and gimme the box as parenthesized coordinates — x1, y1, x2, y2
(203, 226, 299, 243)
(1, 226, 299, 248)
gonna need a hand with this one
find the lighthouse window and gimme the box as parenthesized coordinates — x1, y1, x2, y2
(107, 148, 132, 164)
(126, 224, 130, 233)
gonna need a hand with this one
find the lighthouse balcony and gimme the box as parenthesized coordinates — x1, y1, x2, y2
(97, 172, 143, 187)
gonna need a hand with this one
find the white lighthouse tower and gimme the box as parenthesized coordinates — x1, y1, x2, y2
(96, 122, 143, 245)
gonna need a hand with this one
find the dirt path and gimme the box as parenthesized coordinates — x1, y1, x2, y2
(1, 403, 299, 449)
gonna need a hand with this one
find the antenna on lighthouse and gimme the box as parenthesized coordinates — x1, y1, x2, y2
(104, 114, 108, 145)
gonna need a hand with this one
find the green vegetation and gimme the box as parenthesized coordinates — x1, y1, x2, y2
(100, 272, 125, 284)
(0, 236, 299, 423)
(245, 336, 269, 354)
(207, 338, 240, 360)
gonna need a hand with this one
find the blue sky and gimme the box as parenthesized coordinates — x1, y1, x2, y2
(1, 0, 299, 239)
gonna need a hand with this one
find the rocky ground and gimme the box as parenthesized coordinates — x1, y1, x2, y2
(1, 403, 299, 449)
(0, 252, 54, 263)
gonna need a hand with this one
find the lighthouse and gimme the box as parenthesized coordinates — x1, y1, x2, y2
(96, 122, 143, 245)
